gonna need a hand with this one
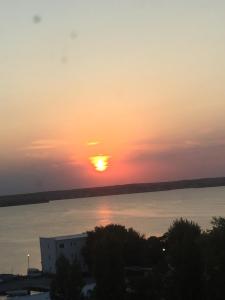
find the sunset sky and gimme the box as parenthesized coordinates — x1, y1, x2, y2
(1, 0, 225, 194)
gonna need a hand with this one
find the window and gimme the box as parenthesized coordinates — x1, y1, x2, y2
(59, 243, 64, 249)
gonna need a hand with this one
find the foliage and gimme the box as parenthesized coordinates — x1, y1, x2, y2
(165, 218, 203, 300)
(202, 217, 225, 299)
(83, 224, 139, 300)
(83, 224, 146, 272)
(51, 218, 225, 300)
(50, 255, 84, 300)
(94, 235, 125, 300)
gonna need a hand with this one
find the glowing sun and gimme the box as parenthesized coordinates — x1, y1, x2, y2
(90, 155, 110, 172)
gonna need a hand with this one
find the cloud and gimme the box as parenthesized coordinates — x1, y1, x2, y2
(87, 141, 100, 146)
(137, 129, 225, 150)
(0, 157, 89, 195)
(128, 138, 225, 181)
(22, 139, 66, 151)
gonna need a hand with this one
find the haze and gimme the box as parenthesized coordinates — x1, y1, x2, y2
(1, 0, 225, 195)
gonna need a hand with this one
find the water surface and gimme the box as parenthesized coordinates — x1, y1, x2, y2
(0, 186, 225, 274)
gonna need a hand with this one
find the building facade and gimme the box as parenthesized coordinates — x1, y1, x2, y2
(40, 233, 87, 274)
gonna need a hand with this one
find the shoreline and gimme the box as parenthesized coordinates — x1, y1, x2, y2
(0, 176, 225, 208)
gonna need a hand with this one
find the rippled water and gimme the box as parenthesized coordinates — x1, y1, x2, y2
(0, 186, 225, 274)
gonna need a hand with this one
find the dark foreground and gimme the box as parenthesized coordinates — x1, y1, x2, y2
(51, 218, 225, 300)
(1, 176, 225, 207)
(2, 218, 225, 299)
(0, 276, 51, 295)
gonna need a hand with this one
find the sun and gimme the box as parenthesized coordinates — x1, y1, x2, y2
(90, 155, 110, 172)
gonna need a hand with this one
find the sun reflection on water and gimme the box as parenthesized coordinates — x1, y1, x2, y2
(97, 203, 113, 226)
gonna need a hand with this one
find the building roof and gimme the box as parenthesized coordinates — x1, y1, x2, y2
(7, 292, 50, 300)
(40, 233, 87, 241)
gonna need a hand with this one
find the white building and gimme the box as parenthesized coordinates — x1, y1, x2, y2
(40, 233, 87, 274)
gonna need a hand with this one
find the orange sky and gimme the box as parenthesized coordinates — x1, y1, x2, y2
(1, 1, 225, 194)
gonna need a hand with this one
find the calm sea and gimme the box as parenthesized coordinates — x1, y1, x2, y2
(0, 186, 225, 275)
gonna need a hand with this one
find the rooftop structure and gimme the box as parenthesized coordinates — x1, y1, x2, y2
(40, 233, 87, 274)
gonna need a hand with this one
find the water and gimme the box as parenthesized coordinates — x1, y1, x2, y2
(0, 186, 225, 275)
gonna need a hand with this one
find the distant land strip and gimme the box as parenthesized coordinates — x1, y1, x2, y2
(0, 177, 225, 207)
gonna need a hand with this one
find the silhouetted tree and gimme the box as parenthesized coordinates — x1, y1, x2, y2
(83, 224, 132, 300)
(83, 224, 146, 271)
(202, 217, 225, 300)
(165, 218, 203, 300)
(127, 236, 168, 300)
(128, 269, 164, 300)
(94, 235, 125, 300)
(69, 259, 84, 299)
(50, 255, 83, 300)
(147, 236, 166, 267)
(50, 255, 70, 300)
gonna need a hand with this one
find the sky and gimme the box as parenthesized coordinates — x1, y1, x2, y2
(1, 0, 225, 195)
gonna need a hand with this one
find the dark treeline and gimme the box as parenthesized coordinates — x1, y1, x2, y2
(1, 177, 225, 207)
(51, 217, 225, 300)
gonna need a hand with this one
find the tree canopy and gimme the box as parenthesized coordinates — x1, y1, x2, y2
(50, 218, 225, 300)
(50, 255, 83, 300)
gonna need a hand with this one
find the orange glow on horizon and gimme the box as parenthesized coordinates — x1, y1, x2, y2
(90, 155, 110, 172)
